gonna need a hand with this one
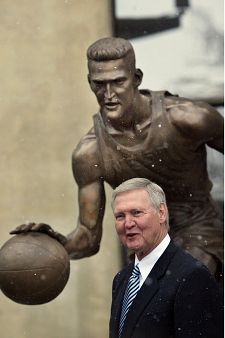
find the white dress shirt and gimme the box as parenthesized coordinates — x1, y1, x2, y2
(135, 234, 171, 288)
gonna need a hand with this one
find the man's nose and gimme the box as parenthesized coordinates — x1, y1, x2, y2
(124, 215, 135, 228)
(104, 83, 114, 99)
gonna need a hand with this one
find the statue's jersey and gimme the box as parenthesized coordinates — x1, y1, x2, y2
(93, 90, 211, 202)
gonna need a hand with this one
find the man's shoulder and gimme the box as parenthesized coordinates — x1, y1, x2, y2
(148, 90, 213, 127)
(170, 243, 210, 278)
(171, 245, 221, 298)
(71, 127, 103, 184)
(164, 96, 221, 137)
(72, 127, 98, 160)
(165, 95, 205, 113)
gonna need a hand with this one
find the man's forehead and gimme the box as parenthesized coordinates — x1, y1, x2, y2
(88, 58, 133, 75)
(89, 68, 128, 82)
(114, 189, 150, 207)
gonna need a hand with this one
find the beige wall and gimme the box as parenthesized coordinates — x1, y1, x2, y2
(0, 1, 120, 337)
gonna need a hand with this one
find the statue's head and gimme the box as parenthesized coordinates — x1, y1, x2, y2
(87, 37, 136, 70)
(87, 37, 143, 123)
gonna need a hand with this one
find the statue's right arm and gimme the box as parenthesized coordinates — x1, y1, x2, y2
(64, 136, 106, 259)
(10, 135, 106, 260)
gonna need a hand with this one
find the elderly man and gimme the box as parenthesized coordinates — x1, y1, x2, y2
(109, 178, 223, 338)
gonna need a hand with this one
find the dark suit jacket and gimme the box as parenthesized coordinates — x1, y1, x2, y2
(109, 241, 223, 338)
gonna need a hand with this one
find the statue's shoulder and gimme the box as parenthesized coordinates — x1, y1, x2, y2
(165, 95, 221, 137)
(164, 94, 189, 107)
(71, 129, 102, 185)
(72, 127, 98, 163)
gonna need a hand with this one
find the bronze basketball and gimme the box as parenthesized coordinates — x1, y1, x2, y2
(0, 232, 70, 305)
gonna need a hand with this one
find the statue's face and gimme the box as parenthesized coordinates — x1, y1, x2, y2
(88, 57, 137, 121)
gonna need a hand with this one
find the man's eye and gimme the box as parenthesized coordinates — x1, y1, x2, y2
(115, 215, 124, 221)
(115, 79, 125, 85)
(132, 210, 144, 217)
(93, 81, 103, 88)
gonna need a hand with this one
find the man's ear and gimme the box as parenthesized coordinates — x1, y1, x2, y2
(87, 74, 91, 85)
(134, 68, 143, 88)
(87, 74, 94, 91)
(159, 203, 167, 224)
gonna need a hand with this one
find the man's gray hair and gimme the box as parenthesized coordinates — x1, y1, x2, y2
(111, 178, 169, 229)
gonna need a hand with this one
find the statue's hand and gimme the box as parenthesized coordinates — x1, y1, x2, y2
(10, 222, 68, 246)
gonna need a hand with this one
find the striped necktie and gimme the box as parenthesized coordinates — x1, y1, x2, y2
(119, 264, 140, 337)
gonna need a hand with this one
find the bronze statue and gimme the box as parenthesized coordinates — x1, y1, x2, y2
(11, 37, 224, 280)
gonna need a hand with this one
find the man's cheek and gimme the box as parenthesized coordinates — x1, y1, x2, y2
(119, 233, 127, 244)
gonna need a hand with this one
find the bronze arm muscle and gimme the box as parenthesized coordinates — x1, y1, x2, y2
(65, 180, 106, 259)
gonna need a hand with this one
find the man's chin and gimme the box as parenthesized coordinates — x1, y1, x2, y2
(101, 108, 122, 120)
(126, 241, 141, 252)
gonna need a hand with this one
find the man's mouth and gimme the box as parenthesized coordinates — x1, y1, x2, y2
(126, 233, 139, 239)
(104, 102, 119, 110)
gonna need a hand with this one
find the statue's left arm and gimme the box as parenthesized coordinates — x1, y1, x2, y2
(168, 99, 224, 153)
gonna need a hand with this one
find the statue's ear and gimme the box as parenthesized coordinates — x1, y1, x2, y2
(87, 74, 94, 91)
(87, 74, 91, 85)
(134, 68, 143, 88)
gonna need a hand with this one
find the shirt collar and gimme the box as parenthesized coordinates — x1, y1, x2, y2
(135, 234, 171, 286)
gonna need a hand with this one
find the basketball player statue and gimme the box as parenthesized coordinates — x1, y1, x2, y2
(11, 37, 224, 281)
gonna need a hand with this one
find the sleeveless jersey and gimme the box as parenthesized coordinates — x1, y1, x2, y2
(93, 90, 212, 203)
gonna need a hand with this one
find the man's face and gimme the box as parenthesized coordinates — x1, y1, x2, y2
(88, 57, 137, 121)
(113, 188, 167, 260)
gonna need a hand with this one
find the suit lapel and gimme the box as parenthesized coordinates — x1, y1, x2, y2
(122, 241, 178, 338)
(110, 264, 133, 336)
